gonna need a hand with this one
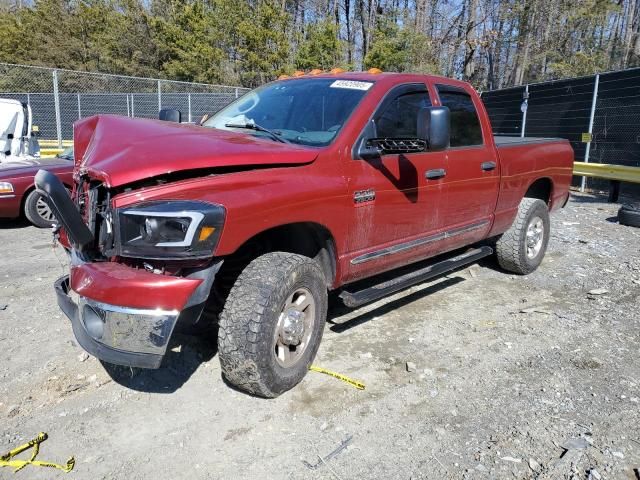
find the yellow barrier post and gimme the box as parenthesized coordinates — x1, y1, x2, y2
(573, 161, 640, 202)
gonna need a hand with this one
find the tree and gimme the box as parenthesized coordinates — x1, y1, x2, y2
(295, 20, 345, 70)
(0, 0, 639, 90)
(236, 1, 290, 86)
(153, 0, 226, 83)
(364, 14, 438, 74)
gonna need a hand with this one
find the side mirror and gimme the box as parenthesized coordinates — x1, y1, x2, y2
(355, 120, 380, 160)
(417, 106, 450, 151)
(159, 109, 181, 123)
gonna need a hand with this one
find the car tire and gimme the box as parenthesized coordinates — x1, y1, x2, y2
(618, 205, 640, 228)
(24, 189, 57, 228)
(218, 252, 327, 398)
(495, 198, 550, 275)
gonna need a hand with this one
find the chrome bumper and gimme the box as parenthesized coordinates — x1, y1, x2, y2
(54, 275, 178, 368)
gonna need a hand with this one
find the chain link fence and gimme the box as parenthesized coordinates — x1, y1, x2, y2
(0, 63, 249, 146)
(481, 67, 640, 191)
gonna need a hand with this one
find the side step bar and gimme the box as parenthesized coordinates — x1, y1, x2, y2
(339, 246, 493, 308)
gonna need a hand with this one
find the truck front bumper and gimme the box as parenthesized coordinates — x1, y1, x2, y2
(54, 260, 214, 369)
(55, 275, 173, 368)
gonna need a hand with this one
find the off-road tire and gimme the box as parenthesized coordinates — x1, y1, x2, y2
(24, 189, 56, 228)
(618, 205, 640, 228)
(495, 198, 550, 275)
(218, 252, 327, 398)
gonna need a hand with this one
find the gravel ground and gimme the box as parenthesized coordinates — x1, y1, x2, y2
(0, 192, 639, 480)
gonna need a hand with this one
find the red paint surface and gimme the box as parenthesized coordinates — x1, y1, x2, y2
(0, 159, 73, 218)
(71, 72, 573, 294)
(70, 262, 202, 311)
(73, 115, 318, 187)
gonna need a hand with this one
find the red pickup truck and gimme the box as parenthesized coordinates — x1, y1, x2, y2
(36, 72, 573, 397)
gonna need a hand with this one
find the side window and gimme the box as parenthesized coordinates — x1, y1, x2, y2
(436, 85, 483, 147)
(374, 92, 432, 138)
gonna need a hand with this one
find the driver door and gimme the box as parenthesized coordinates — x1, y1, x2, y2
(343, 84, 448, 283)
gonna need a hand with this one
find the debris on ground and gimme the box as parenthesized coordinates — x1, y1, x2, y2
(0, 432, 74, 473)
(303, 435, 353, 471)
(587, 288, 609, 296)
(562, 437, 590, 450)
(519, 306, 552, 314)
(309, 365, 365, 390)
(588, 468, 602, 480)
(500, 456, 521, 463)
(528, 458, 540, 471)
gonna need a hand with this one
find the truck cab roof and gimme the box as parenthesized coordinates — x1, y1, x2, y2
(279, 71, 475, 91)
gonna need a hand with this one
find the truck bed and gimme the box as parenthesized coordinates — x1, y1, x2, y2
(494, 136, 564, 147)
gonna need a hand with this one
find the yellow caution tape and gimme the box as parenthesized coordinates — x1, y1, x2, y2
(310, 365, 365, 390)
(0, 432, 75, 473)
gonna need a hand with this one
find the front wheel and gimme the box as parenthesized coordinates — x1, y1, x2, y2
(495, 197, 550, 274)
(24, 189, 57, 228)
(218, 252, 327, 397)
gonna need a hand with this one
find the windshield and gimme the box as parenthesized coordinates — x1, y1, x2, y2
(56, 146, 74, 161)
(203, 78, 374, 147)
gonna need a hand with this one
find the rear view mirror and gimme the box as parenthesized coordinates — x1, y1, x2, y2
(159, 109, 182, 123)
(417, 106, 450, 151)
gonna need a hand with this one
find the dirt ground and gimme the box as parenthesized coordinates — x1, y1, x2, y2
(1, 191, 639, 480)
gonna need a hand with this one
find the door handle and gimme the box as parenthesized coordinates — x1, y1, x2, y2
(481, 161, 497, 171)
(425, 168, 446, 180)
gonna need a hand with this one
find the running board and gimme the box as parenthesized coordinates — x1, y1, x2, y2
(339, 246, 493, 308)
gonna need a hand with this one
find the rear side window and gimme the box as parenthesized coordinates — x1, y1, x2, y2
(436, 85, 483, 147)
(374, 92, 432, 138)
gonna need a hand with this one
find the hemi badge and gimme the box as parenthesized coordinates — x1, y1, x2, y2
(354, 189, 375, 204)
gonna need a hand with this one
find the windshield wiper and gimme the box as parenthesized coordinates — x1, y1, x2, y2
(224, 122, 289, 144)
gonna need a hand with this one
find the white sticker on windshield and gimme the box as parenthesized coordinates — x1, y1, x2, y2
(330, 80, 373, 91)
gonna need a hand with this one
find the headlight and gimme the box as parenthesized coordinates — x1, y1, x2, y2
(116, 201, 225, 259)
(0, 182, 14, 194)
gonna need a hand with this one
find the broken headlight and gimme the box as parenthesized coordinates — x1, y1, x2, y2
(116, 201, 225, 259)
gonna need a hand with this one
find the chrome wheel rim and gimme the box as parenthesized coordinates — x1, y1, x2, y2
(526, 216, 544, 259)
(35, 196, 55, 223)
(273, 287, 316, 368)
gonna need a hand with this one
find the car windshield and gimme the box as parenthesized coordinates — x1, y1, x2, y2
(56, 146, 74, 160)
(203, 78, 374, 147)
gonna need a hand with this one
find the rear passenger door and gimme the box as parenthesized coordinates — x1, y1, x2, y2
(435, 84, 500, 243)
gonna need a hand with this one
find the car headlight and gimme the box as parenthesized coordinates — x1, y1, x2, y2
(116, 201, 225, 259)
(0, 182, 14, 194)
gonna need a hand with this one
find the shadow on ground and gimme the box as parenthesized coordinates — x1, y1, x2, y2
(101, 248, 489, 394)
(327, 275, 466, 333)
(0, 218, 31, 229)
(101, 332, 218, 393)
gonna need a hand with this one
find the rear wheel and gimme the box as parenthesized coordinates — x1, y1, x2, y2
(495, 198, 550, 274)
(218, 252, 327, 397)
(24, 189, 56, 228)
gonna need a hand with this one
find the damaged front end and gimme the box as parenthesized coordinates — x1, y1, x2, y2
(35, 169, 223, 368)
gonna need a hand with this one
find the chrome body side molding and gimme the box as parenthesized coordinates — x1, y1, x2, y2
(350, 220, 490, 265)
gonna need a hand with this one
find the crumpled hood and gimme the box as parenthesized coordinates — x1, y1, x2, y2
(74, 115, 319, 187)
(0, 157, 71, 178)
